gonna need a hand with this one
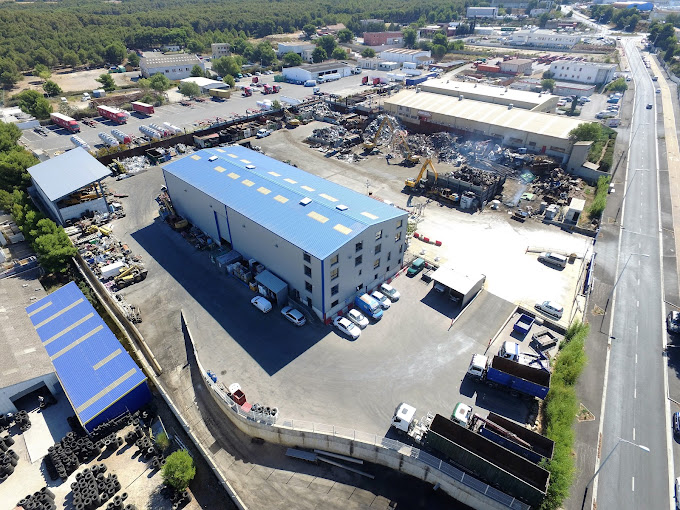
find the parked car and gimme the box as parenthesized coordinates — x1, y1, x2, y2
(256, 128, 271, 138)
(347, 309, 369, 329)
(281, 306, 306, 326)
(673, 411, 680, 435)
(647, 103, 653, 109)
(407, 258, 426, 276)
(380, 283, 400, 302)
(535, 300, 564, 320)
(333, 316, 361, 339)
(667, 311, 680, 334)
(538, 252, 568, 269)
(251, 296, 272, 313)
(371, 291, 391, 310)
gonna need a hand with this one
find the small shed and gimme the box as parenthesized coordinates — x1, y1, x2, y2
(430, 265, 485, 307)
(255, 270, 288, 306)
(565, 198, 585, 223)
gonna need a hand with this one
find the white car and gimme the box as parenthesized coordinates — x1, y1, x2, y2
(347, 309, 369, 329)
(535, 300, 564, 320)
(380, 283, 400, 302)
(251, 296, 272, 313)
(256, 129, 271, 138)
(371, 291, 391, 310)
(333, 316, 361, 339)
(281, 306, 306, 326)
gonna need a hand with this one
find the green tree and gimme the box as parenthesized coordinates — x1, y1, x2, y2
(431, 44, 447, 59)
(223, 75, 235, 88)
(605, 77, 628, 92)
(179, 81, 200, 98)
(403, 28, 417, 48)
(42, 80, 62, 97)
(212, 56, 241, 77)
(332, 47, 348, 60)
(316, 35, 337, 57)
(448, 40, 465, 52)
(0, 122, 23, 152)
(569, 122, 603, 142)
(127, 52, 140, 67)
(252, 41, 277, 67)
(283, 52, 303, 67)
(190, 64, 204, 77)
(149, 73, 173, 92)
(361, 48, 376, 58)
(0, 58, 22, 89)
(303, 23, 317, 38)
(96, 73, 116, 92)
(104, 42, 127, 65)
(337, 28, 353, 43)
(33, 63, 51, 81)
(541, 78, 556, 92)
(162, 450, 196, 492)
(0, 149, 36, 191)
(33, 219, 76, 274)
(137, 78, 151, 90)
(432, 32, 448, 47)
(312, 47, 327, 63)
(62, 51, 80, 68)
(154, 432, 170, 452)
(271, 99, 282, 110)
(542, 70, 554, 79)
(15, 90, 52, 119)
(539, 12, 551, 28)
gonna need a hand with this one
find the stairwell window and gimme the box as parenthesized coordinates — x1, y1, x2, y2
(330, 268, 339, 280)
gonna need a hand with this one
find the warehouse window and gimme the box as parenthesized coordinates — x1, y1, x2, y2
(375, 244, 381, 255)
(399, 245, 402, 254)
(387, 252, 391, 261)
(303, 253, 311, 263)
(355, 241, 363, 252)
(355, 255, 362, 266)
(304, 265, 311, 277)
(305, 281, 313, 293)
(331, 284, 339, 296)
(396, 219, 403, 229)
(395, 231, 402, 242)
(331, 300, 339, 308)
(330, 254, 339, 266)
(374, 258, 380, 269)
(375, 230, 382, 240)
(330, 268, 339, 280)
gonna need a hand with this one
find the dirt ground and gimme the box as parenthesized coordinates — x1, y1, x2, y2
(11, 68, 137, 95)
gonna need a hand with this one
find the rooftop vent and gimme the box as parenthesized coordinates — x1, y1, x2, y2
(336, 204, 348, 211)
(208, 155, 218, 162)
(459, 94, 464, 100)
(299, 197, 312, 206)
(246, 164, 256, 169)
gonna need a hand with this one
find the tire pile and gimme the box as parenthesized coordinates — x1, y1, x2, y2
(16, 486, 56, 510)
(46, 432, 101, 481)
(15, 410, 32, 432)
(0, 436, 18, 482)
(69, 464, 131, 510)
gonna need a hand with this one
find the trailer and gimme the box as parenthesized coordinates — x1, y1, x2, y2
(50, 112, 80, 133)
(131, 101, 154, 115)
(474, 412, 554, 464)
(468, 354, 550, 400)
(139, 125, 162, 139)
(97, 105, 128, 124)
(150, 123, 170, 137)
(163, 122, 183, 135)
(111, 129, 131, 144)
(98, 132, 119, 147)
(70, 135, 90, 150)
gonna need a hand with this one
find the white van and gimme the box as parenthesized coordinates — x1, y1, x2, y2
(304, 80, 317, 87)
(538, 252, 567, 269)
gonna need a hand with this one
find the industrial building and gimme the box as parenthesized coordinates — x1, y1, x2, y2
(211, 43, 231, 60)
(612, 1, 653, 10)
(140, 53, 204, 80)
(26, 282, 151, 432)
(379, 49, 433, 66)
(162, 147, 408, 322)
(508, 29, 581, 49)
(282, 62, 352, 83)
(28, 148, 111, 225)
(0, 272, 60, 415)
(383, 90, 586, 163)
(429, 266, 486, 308)
(549, 61, 617, 85)
(467, 6, 498, 18)
(363, 31, 404, 46)
(498, 58, 534, 75)
(179, 77, 229, 94)
(420, 79, 559, 112)
(276, 42, 316, 63)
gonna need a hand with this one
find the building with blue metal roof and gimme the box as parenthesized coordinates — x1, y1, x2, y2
(27, 147, 111, 225)
(163, 146, 408, 322)
(26, 282, 151, 432)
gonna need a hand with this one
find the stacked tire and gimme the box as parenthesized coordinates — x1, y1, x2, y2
(0, 448, 18, 482)
(71, 464, 121, 509)
(15, 410, 31, 432)
(47, 432, 101, 481)
(16, 486, 56, 510)
(171, 489, 192, 510)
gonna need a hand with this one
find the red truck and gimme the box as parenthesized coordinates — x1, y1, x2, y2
(50, 113, 80, 133)
(242, 86, 252, 97)
(272, 84, 281, 93)
(131, 101, 154, 115)
(263, 84, 280, 94)
(97, 105, 128, 124)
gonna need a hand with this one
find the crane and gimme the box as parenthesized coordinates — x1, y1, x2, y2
(159, 193, 189, 230)
(363, 117, 395, 151)
(395, 131, 420, 166)
(404, 158, 437, 190)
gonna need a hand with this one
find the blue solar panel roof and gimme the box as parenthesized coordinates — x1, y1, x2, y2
(163, 146, 406, 259)
(25, 282, 147, 427)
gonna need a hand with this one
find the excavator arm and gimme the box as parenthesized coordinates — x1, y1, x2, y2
(363, 117, 394, 151)
(404, 158, 437, 189)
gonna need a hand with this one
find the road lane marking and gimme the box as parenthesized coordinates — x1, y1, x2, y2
(633, 428, 636, 440)
(636, 354, 638, 363)
(632, 477, 635, 492)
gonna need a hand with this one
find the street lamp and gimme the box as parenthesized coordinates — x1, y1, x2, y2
(582, 437, 649, 507)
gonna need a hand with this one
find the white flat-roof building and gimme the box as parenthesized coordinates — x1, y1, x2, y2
(421, 79, 559, 112)
(383, 90, 586, 162)
(211, 43, 231, 60)
(277, 42, 316, 63)
(140, 54, 204, 80)
(467, 6, 498, 18)
(282, 62, 352, 83)
(549, 61, 617, 85)
(180, 77, 229, 93)
(380, 49, 433, 66)
(509, 29, 582, 49)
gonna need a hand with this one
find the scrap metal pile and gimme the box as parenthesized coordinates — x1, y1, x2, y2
(527, 166, 583, 204)
(309, 125, 347, 145)
(443, 164, 504, 187)
(363, 114, 404, 144)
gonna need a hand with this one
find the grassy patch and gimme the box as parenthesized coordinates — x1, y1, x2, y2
(540, 321, 589, 510)
(588, 175, 611, 220)
(587, 125, 616, 172)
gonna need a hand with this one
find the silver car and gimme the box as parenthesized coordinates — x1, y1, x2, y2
(380, 283, 400, 302)
(333, 316, 361, 339)
(535, 300, 563, 320)
(347, 309, 369, 329)
(281, 306, 306, 326)
(371, 291, 391, 310)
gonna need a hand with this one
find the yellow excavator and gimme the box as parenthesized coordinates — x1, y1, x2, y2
(159, 194, 189, 230)
(284, 108, 301, 127)
(395, 131, 420, 166)
(405, 158, 437, 190)
(114, 265, 148, 288)
(363, 116, 395, 151)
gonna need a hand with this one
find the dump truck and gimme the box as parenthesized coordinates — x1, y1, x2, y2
(467, 354, 550, 400)
(131, 101, 154, 115)
(50, 113, 80, 133)
(391, 404, 549, 507)
(97, 105, 128, 124)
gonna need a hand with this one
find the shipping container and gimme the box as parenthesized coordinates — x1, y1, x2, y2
(50, 112, 80, 133)
(131, 101, 154, 115)
(209, 88, 231, 99)
(405, 75, 429, 86)
(97, 105, 128, 124)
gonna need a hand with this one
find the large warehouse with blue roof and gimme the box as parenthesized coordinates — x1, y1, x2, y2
(26, 282, 151, 432)
(163, 146, 409, 322)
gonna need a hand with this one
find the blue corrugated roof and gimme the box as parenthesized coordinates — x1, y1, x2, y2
(25, 282, 147, 427)
(163, 146, 405, 259)
(28, 147, 111, 202)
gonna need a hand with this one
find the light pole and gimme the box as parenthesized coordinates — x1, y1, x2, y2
(581, 437, 649, 508)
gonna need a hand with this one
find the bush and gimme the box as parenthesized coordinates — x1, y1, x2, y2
(154, 431, 170, 451)
(161, 450, 195, 491)
(588, 175, 611, 219)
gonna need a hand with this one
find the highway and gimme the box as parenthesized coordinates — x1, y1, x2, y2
(593, 38, 673, 509)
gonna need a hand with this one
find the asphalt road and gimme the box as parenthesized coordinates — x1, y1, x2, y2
(594, 38, 672, 509)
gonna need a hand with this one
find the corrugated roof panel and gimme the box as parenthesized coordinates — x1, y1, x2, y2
(163, 146, 406, 259)
(25, 282, 148, 427)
